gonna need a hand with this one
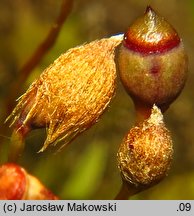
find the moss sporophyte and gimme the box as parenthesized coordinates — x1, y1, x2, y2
(5, 6, 188, 199)
(117, 105, 173, 193)
(117, 6, 188, 121)
(6, 35, 123, 160)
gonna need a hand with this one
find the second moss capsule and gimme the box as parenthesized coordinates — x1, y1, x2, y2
(117, 6, 188, 112)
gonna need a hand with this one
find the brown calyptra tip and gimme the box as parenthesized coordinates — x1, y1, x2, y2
(123, 6, 180, 54)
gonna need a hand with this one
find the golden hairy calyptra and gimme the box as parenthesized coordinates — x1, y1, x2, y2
(7, 35, 123, 151)
(117, 105, 173, 187)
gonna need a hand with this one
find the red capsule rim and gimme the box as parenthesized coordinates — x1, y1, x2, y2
(123, 32, 180, 54)
(123, 6, 181, 54)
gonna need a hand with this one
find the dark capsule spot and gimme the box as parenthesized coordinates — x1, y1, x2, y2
(150, 59, 161, 75)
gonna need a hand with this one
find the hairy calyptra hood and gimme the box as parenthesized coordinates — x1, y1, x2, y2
(7, 35, 123, 152)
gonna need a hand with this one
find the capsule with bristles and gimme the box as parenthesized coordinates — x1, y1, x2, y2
(117, 105, 173, 190)
(7, 35, 123, 159)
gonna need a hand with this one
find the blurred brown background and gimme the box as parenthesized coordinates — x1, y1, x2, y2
(0, 0, 194, 199)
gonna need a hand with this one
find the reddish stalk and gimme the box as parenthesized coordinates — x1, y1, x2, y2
(1, 0, 73, 158)
(6, 0, 73, 114)
(115, 181, 142, 200)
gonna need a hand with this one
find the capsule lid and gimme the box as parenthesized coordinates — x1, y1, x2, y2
(124, 6, 180, 54)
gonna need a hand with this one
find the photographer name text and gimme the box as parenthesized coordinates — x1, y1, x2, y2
(3, 202, 117, 213)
